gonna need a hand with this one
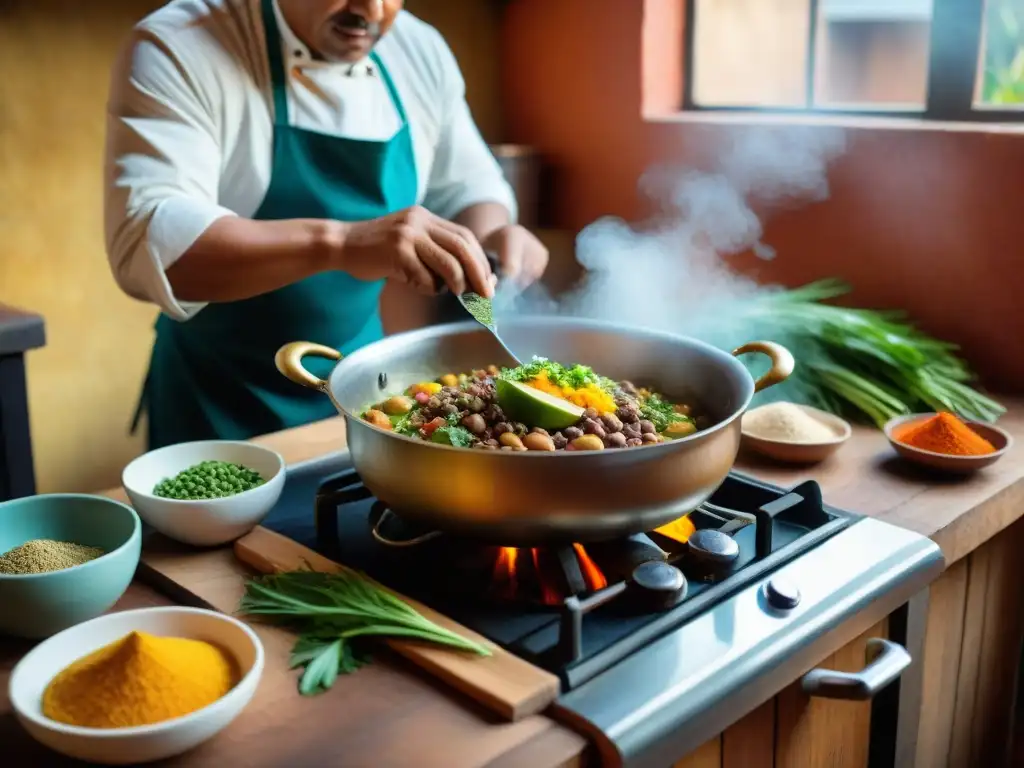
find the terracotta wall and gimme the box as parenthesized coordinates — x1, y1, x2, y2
(501, 0, 1024, 392)
(0, 0, 504, 493)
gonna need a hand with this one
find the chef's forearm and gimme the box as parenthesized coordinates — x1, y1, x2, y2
(165, 217, 342, 302)
(454, 202, 511, 244)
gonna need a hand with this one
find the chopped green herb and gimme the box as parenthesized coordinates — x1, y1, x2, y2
(461, 292, 494, 327)
(430, 425, 475, 447)
(390, 412, 419, 436)
(502, 357, 615, 391)
(639, 393, 692, 432)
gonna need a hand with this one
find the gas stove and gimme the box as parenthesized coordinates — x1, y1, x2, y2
(261, 451, 944, 767)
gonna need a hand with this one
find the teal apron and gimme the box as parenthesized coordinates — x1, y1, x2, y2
(133, 0, 418, 450)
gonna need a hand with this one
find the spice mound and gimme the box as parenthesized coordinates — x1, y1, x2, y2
(154, 460, 265, 500)
(42, 631, 238, 729)
(893, 412, 996, 456)
(0, 539, 103, 575)
(742, 403, 838, 443)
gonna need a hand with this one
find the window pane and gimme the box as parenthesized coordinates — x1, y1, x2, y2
(975, 0, 1024, 108)
(691, 0, 811, 108)
(814, 0, 933, 109)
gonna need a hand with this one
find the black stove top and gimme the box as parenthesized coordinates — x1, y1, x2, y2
(260, 469, 858, 691)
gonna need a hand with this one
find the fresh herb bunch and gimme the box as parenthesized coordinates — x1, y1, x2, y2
(746, 279, 1005, 428)
(240, 569, 491, 696)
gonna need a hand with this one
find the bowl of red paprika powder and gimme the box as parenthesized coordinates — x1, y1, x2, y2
(884, 412, 1013, 474)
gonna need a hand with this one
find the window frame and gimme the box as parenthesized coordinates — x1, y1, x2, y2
(681, 0, 1024, 122)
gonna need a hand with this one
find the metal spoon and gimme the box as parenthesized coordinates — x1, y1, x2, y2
(457, 290, 522, 366)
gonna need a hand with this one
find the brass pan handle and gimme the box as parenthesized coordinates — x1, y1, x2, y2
(275, 341, 342, 391)
(732, 341, 795, 394)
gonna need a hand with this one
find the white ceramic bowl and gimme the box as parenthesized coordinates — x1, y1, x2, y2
(122, 441, 285, 546)
(8, 606, 264, 765)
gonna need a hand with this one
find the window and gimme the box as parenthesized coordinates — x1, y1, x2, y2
(683, 0, 1024, 120)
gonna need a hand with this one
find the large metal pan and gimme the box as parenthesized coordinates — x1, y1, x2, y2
(276, 318, 793, 545)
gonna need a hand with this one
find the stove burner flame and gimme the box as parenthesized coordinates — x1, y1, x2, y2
(572, 544, 608, 591)
(492, 544, 609, 605)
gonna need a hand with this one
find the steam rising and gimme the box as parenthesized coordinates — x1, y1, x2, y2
(494, 126, 846, 400)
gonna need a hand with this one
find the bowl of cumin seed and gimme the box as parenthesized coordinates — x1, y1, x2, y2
(0, 494, 141, 639)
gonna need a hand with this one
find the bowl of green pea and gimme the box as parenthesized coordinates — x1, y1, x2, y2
(121, 441, 285, 547)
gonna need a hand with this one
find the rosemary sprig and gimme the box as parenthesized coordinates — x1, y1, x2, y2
(240, 569, 491, 695)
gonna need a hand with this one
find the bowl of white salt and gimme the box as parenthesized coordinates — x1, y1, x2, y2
(740, 402, 851, 464)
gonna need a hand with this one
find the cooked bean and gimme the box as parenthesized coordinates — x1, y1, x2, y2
(427, 395, 442, 409)
(582, 418, 606, 438)
(571, 434, 605, 451)
(523, 433, 556, 451)
(530, 426, 550, 436)
(442, 404, 459, 416)
(382, 395, 413, 415)
(552, 433, 569, 449)
(622, 423, 642, 439)
(619, 381, 638, 396)
(642, 432, 659, 444)
(639, 420, 656, 434)
(600, 413, 623, 433)
(604, 432, 627, 448)
(499, 432, 524, 449)
(563, 426, 584, 440)
(494, 422, 512, 435)
(468, 396, 486, 413)
(485, 438, 500, 447)
(616, 404, 640, 424)
(626, 437, 643, 447)
(456, 395, 471, 409)
(364, 410, 391, 429)
(486, 365, 500, 375)
(439, 374, 459, 387)
(583, 407, 599, 420)
(462, 414, 487, 434)
(512, 422, 528, 437)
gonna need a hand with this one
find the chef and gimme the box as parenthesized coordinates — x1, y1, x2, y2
(104, 0, 548, 449)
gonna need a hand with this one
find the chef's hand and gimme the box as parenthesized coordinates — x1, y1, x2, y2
(336, 206, 494, 298)
(480, 225, 549, 288)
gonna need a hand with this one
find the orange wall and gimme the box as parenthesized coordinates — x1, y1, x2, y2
(502, 0, 1024, 391)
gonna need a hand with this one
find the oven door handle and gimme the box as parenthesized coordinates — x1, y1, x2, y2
(801, 638, 911, 701)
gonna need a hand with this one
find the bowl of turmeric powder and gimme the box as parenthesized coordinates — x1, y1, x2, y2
(8, 606, 264, 765)
(884, 412, 1013, 474)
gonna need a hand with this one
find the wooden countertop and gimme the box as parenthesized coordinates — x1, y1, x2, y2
(3, 402, 1021, 766)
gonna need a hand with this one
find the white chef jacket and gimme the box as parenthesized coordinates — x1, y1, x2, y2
(104, 0, 517, 321)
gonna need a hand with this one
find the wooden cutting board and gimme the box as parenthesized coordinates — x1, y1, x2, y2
(138, 526, 560, 721)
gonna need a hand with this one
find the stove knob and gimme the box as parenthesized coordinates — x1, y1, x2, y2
(765, 577, 801, 611)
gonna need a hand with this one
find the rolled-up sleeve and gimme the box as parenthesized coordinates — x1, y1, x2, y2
(421, 41, 517, 224)
(104, 32, 236, 320)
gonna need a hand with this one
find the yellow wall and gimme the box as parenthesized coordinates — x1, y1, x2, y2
(0, 0, 504, 493)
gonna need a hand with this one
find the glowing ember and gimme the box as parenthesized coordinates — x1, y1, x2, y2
(532, 549, 561, 605)
(655, 515, 697, 544)
(573, 544, 608, 591)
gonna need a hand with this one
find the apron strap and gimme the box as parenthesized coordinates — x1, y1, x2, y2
(369, 51, 409, 125)
(260, 0, 291, 127)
